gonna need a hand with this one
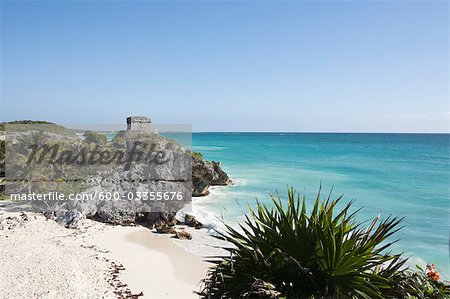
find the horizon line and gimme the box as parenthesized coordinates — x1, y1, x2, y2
(189, 131, 450, 134)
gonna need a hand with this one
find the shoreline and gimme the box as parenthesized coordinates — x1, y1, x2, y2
(0, 204, 222, 298)
(88, 224, 210, 298)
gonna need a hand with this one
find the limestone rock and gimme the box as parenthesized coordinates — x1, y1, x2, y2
(56, 210, 85, 229)
(174, 230, 192, 240)
(145, 211, 179, 229)
(4, 118, 231, 228)
(78, 155, 192, 225)
(184, 214, 203, 229)
(192, 155, 232, 197)
(156, 225, 177, 234)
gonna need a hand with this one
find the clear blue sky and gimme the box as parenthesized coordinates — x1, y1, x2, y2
(1, 1, 448, 132)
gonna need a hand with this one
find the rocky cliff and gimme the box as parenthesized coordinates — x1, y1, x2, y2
(2, 121, 232, 227)
(192, 155, 232, 196)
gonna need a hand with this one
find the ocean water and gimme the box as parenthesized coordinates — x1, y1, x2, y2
(189, 133, 450, 278)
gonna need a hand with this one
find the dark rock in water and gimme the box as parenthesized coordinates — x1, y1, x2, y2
(192, 155, 232, 197)
(184, 214, 196, 226)
(192, 180, 210, 197)
(184, 214, 203, 229)
(210, 161, 232, 186)
(56, 210, 85, 229)
(174, 230, 192, 240)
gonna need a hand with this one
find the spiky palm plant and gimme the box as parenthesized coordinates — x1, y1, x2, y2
(200, 187, 409, 299)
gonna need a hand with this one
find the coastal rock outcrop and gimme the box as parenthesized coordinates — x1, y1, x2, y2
(4, 121, 191, 227)
(74, 147, 192, 225)
(174, 230, 192, 240)
(192, 155, 232, 196)
(146, 211, 179, 229)
(56, 210, 85, 229)
(184, 214, 203, 229)
(2, 118, 232, 229)
(156, 225, 177, 234)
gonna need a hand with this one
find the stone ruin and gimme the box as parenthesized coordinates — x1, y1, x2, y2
(126, 116, 156, 133)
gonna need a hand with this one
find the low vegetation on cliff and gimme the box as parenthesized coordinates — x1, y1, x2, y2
(1, 120, 77, 138)
(200, 187, 450, 299)
(191, 151, 204, 160)
(0, 139, 4, 200)
(83, 130, 107, 145)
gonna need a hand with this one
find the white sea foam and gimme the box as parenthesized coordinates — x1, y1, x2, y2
(398, 253, 449, 280)
(192, 146, 226, 151)
(177, 189, 228, 233)
(404, 255, 427, 270)
(232, 177, 249, 186)
(174, 187, 235, 257)
(176, 178, 250, 241)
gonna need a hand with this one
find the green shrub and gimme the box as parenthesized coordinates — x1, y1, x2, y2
(191, 151, 204, 160)
(0, 140, 4, 200)
(382, 264, 450, 298)
(0, 139, 4, 171)
(83, 130, 107, 145)
(199, 187, 436, 299)
(1, 121, 77, 137)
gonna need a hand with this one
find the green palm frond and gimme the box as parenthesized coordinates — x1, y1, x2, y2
(199, 186, 420, 299)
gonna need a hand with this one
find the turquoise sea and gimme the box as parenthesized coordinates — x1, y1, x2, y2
(189, 133, 450, 278)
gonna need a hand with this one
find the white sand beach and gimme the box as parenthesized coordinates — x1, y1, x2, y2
(90, 225, 210, 298)
(0, 204, 217, 298)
